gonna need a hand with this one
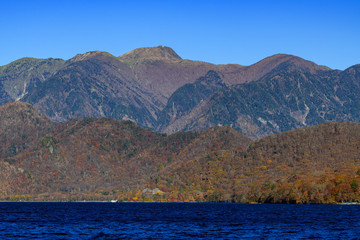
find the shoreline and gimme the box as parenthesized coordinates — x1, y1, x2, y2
(0, 200, 359, 205)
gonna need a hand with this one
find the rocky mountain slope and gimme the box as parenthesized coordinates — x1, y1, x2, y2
(0, 82, 12, 105)
(163, 62, 360, 139)
(1, 46, 359, 139)
(23, 51, 163, 127)
(0, 57, 66, 101)
(156, 70, 226, 131)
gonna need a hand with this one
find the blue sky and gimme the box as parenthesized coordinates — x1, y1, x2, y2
(1, 0, 359, 69)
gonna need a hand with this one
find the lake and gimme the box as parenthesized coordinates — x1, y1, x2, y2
(0, 202, 359, 239)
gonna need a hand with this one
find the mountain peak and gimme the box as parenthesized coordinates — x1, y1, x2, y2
(256, 54, 330, 73)
(119, 46, 182, 62)
(68, 51, 116, 63)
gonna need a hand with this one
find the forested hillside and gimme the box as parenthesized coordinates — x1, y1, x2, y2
(0, 102, 359, 203)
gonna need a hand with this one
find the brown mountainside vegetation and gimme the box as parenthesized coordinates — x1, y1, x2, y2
(0, 102, 360, 203)
(0, 102, 56, 158)
(0, 102, 250, 201)
(151, 121, 360, 203)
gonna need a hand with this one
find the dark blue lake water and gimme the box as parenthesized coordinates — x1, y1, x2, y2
(0, 202, 359, 239)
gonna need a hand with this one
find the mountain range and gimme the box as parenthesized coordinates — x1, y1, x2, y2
(2, 46, 358, 139)
(1, 46, 360, 202)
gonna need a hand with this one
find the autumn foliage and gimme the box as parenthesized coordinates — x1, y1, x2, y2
(1, 102, 360, 203)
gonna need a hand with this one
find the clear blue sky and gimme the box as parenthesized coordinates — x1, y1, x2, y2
(1, 0, 359, 70)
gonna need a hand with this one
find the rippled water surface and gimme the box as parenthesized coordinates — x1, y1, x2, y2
(0, 202, 359, 239)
